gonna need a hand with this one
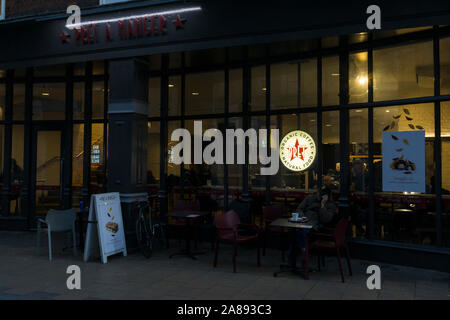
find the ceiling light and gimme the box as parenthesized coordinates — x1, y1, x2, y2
(168, 84, 175, 88)
(41, 92, 50, 96)
(192, 92, 200, 96)
(355, 109, 363, 113)
(386, 110, 390, 113)
(326, 124, 332, 127)
(358, 76, 368, 85)
(262, 88, 267, 91)
(331, 73, 340, 76)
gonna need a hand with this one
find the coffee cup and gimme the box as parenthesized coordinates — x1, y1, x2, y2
(292, 212, 299, 221)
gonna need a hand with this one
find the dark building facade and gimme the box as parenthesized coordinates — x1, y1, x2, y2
(0, 0, 449, 271)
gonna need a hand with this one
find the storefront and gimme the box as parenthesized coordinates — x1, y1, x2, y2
(0, 0, 449, 271)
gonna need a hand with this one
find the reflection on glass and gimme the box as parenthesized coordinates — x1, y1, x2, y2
(441, 102, 450, 248)
(349, 108, 369, 239)
(91, 124, 105, 193)
(148, 77, 161, 117)
(322, 111, 340, 192)
(300, 58, 317, 107)
(374, 41, 433, 101)
(440, 37, 450, 95)
(229, 69, 243, 113)
(186, 72, 224, 115)
(168, 76, 181, 116)
(373, 104, 436, 245)
(93, 61, 105, 75)
(147, 122, 160, 185)
(271, 113, 318, 191)
(13, 84, 25, 120)
(249, 116, 266, 190)
(73, 82, 85, 120)
(322, 56, 340, 106)
(227, 117, 243, 198)
(349, 52, 368, 103)
(250, 66, 266, 111)
(271, 62, 298, 110)
(33, 83, 65, 120)
(92, 81, 104, 119)
(72, 124, 84, 208)
(35, 130, 60, 216)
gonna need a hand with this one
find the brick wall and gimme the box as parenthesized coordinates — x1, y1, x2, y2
(6, 0, 99, 19)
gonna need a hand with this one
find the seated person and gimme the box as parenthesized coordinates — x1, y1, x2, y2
(288, 187, 337, 266)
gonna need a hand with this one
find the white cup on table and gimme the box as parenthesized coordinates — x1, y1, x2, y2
(292, 212, 299, 221)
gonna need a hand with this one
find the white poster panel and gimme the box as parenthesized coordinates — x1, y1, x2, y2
(382, 131, 426, 193)
(83, 192, 127, 263)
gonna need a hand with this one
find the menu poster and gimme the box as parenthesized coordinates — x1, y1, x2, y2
(382, 131, 426, 193)
(83, 193, 127, 264)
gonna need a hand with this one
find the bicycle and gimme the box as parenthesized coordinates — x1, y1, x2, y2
(135, 200, 154, 258)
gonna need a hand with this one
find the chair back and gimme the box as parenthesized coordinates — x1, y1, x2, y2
(334, 216, 351, 247)
(174, 199, 200, 212)
(215, 210, 240, 239)
(45, 208, 76, 232)
(229, 200, 251, 224)
(263, 204, 283, 224)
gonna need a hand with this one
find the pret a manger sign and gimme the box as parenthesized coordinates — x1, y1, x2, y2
(61, 6, 202, 44)
(279, 130, 317, 172)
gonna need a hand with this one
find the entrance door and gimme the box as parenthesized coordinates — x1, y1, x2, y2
(31, 125, 65, 218)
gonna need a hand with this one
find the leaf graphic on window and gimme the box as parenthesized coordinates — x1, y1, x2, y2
(391, 135, 399, 140)
(390, 121, 396, 129)
(408, 124, 415, 130)
(393, 115, 401, 120)
(416, 125, 424, 130)
(383, 125, 390, 131)
(405, 116, 413, 121)
(403, 139, 409, 146)
(404, 108, 410, 115)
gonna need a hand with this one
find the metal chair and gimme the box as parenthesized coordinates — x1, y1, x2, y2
(36, 208, 77, 261)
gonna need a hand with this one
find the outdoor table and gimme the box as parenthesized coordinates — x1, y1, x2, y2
(270, 218, 314, 279)
(167, 210, 210, 260)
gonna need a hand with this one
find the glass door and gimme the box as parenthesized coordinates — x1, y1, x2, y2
(31, 126, 65, 217)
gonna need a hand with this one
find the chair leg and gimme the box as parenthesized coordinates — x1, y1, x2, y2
(262, 229, 267, 256)
(213, 239, 219, 268)
(336, 247, 345, 283)
(304, 245, 310, 280)
(233, 242, 237, 273)
(345, 245, 353, 276)
(47, 230, 52, 262)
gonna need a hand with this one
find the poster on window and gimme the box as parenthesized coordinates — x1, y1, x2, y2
(382, 131, 425, 193)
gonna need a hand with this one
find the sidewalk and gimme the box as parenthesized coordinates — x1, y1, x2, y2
(0, 231, 448, 300)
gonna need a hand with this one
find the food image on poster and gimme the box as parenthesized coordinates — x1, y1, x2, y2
(105, 207, 118, 235)
(382, 131, 425, 193)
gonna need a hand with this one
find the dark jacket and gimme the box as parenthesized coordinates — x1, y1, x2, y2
(295, 194, 337, 227)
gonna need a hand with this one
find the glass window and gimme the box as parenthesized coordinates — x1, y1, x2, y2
(149, 54, 162, 71)
(349, 108, 369, 239)
(33, 83, 65, 120)
(250, 66, 266, 111)
(170, 52, 182, 69)
(249, 116, 266, 191)
(373, 26, 432, 40)
(349, 32, 369, 44)
(373, 41, 434, 101)
(322, 111, 340, 194)
(440, 37, 450, 95)
(185, 72, 224, 115)
(73, 82, 85, 120)
(13, 84, 25, 121)
(74, 63, 85, 76)
(229, 69, 243, 113)
(168, 76, 181, 116)
(92, 81, 105, 119)
(322, 36, 339, 48)
(0, 125, 4, 181)
(300, 58, 317, 107)
(441, 101, 450, 247)
(72, 124, 84, 208)
(93, 61, 105, 76)
(34, 65, 66, 77)
(11, 125, 24, 216)
(227, 117, 243, 201)
(91, 124, 106, 193)
(322, 55, 340, 106)
(148, 77, 161, 117)
(271, 113, 318, 192)
(147, 121, 160, 185)
(271, 62, 298, 110)
(373, 103, 436, 245)
(167, 120, 182, 205)
(349, 52, 368, 104)
(0, 70, 5, 78)
(0, 83, 4, 120)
